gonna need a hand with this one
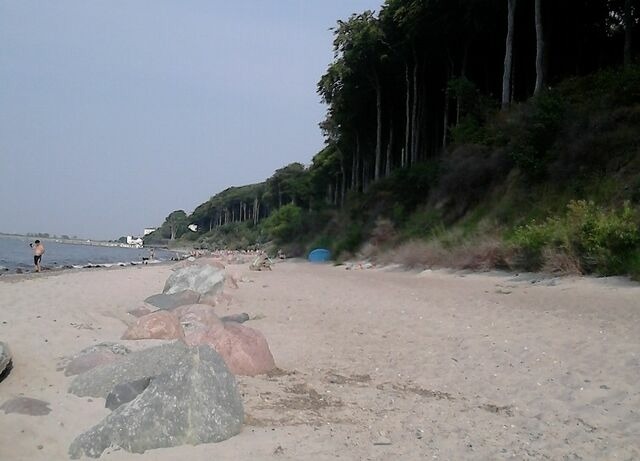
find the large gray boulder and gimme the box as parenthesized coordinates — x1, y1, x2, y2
(0, 341, 12, 380)
(61, 343, 131, 377)
(163, 265, 225, 299)
(68, 346, 243, 458)
(144, 290, 201, 310)
(105, 377, 151, 410)
(68, 342, 189, 398)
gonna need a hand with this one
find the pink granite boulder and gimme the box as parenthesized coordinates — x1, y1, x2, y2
(186, 322, 275, 376)
(121, 311, 184, 341)
(173, 304, 224, 345)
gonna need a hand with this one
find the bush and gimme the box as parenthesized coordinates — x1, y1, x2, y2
(334, 222, 365, 257)
(401, 209, 441, 240)
(511, 200, 640, 275)
(506, 91, 566, 178)
(262, 204, 304, 244)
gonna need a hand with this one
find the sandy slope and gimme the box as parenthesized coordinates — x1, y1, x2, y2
(0, 262, 638, 460)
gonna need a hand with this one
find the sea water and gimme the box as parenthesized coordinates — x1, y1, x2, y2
(0, 235, 174, 272)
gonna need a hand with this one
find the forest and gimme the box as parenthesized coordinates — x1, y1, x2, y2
(147, 0, 640, 278)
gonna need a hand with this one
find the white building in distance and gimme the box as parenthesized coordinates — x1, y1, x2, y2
(126, 236, 143, 247)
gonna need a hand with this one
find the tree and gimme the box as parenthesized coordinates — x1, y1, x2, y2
(502, 0, 517, 108)
(534, 0, 546, 94)
(164, 210, 188, 240)
(262, 204, 304, 243)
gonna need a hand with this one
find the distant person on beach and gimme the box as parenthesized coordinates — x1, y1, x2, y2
(30, 240, 45, 272)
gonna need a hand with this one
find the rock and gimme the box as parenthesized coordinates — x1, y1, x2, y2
(249, 254, 272, 271)
(60, 343, 131, 377)
(186, 322, 275, 376)
(121, 311, 185, 341)
(68, 342, 189, 398)
(127, 306, 152, 318)
(220, 313, 250, 324)
(225, 273, 239, 289)
(1, 397, 51, 416)
(198, 291, 231, 307)
(193, 257, 226, 270)
(163, 265, 225, 299)
(65, 351, 123, 377)
(68, 346, 243, 458)
(0, 341, 12, 381)
(78, 343, 131, 356)
(174, 304, 224, 344)
(144, 290, 201, 310)
(105, 377, 151, 410)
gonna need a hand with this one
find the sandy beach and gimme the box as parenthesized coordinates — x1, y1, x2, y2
(0, 261, 639, 460)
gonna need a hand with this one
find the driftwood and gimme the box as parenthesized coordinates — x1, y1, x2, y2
(249, 254, 273, 271)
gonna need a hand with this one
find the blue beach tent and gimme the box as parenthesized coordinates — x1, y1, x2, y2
(308, 248, 331, 263)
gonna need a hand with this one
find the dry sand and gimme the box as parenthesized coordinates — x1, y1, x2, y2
(0, 261, 639, 460)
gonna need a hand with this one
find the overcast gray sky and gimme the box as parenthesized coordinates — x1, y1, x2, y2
(0, 0, 381, 240)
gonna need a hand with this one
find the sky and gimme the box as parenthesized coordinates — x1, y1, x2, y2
(0, 0, 381, 240)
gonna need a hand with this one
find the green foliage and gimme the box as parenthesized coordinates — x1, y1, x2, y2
(262, 204, 304, 244)
(512, 201, 640, 274)
(450, 116, 487, 145)
(448, 77, 498, 146)
(400, 209, 441, 240)
(334, 222, 364, 256)
(559, 65, 640, 109)
(504, 91, 566, 178)
(198, 222, 264, 251)
(373, 162, 439, 218)
(267, 163, 311, 208)
(632, 177, 640, 204)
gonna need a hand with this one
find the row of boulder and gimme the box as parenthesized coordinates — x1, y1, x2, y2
(124, 259, 275, 376)
(63, 258, 276, 458)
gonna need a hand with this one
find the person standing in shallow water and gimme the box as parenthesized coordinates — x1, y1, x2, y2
(30, 240, 45, 272)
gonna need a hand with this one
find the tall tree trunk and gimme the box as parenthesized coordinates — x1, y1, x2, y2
(340, 157, 346, 206)
(355, 133, 361, 192)
(534, 0, 545, 94)
(411, 50, 419, 164)
(362, 158, 368, 193)
(443, 85, 449, 149)
(456, 42, 469, 126)
(385, 121, 393, 177)
(351, 150, 357, 190)
(404, 62, 411, 168)
(374, 71, 383, 182)
(253, 198, 259, 225)
(502, 0, 517, 109)
(443, 61, 451, 149)
(418, 78, 427, 159)
(624, 0, 633, 67)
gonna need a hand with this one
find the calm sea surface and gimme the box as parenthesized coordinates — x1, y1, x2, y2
(0, 235, 173, 272)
